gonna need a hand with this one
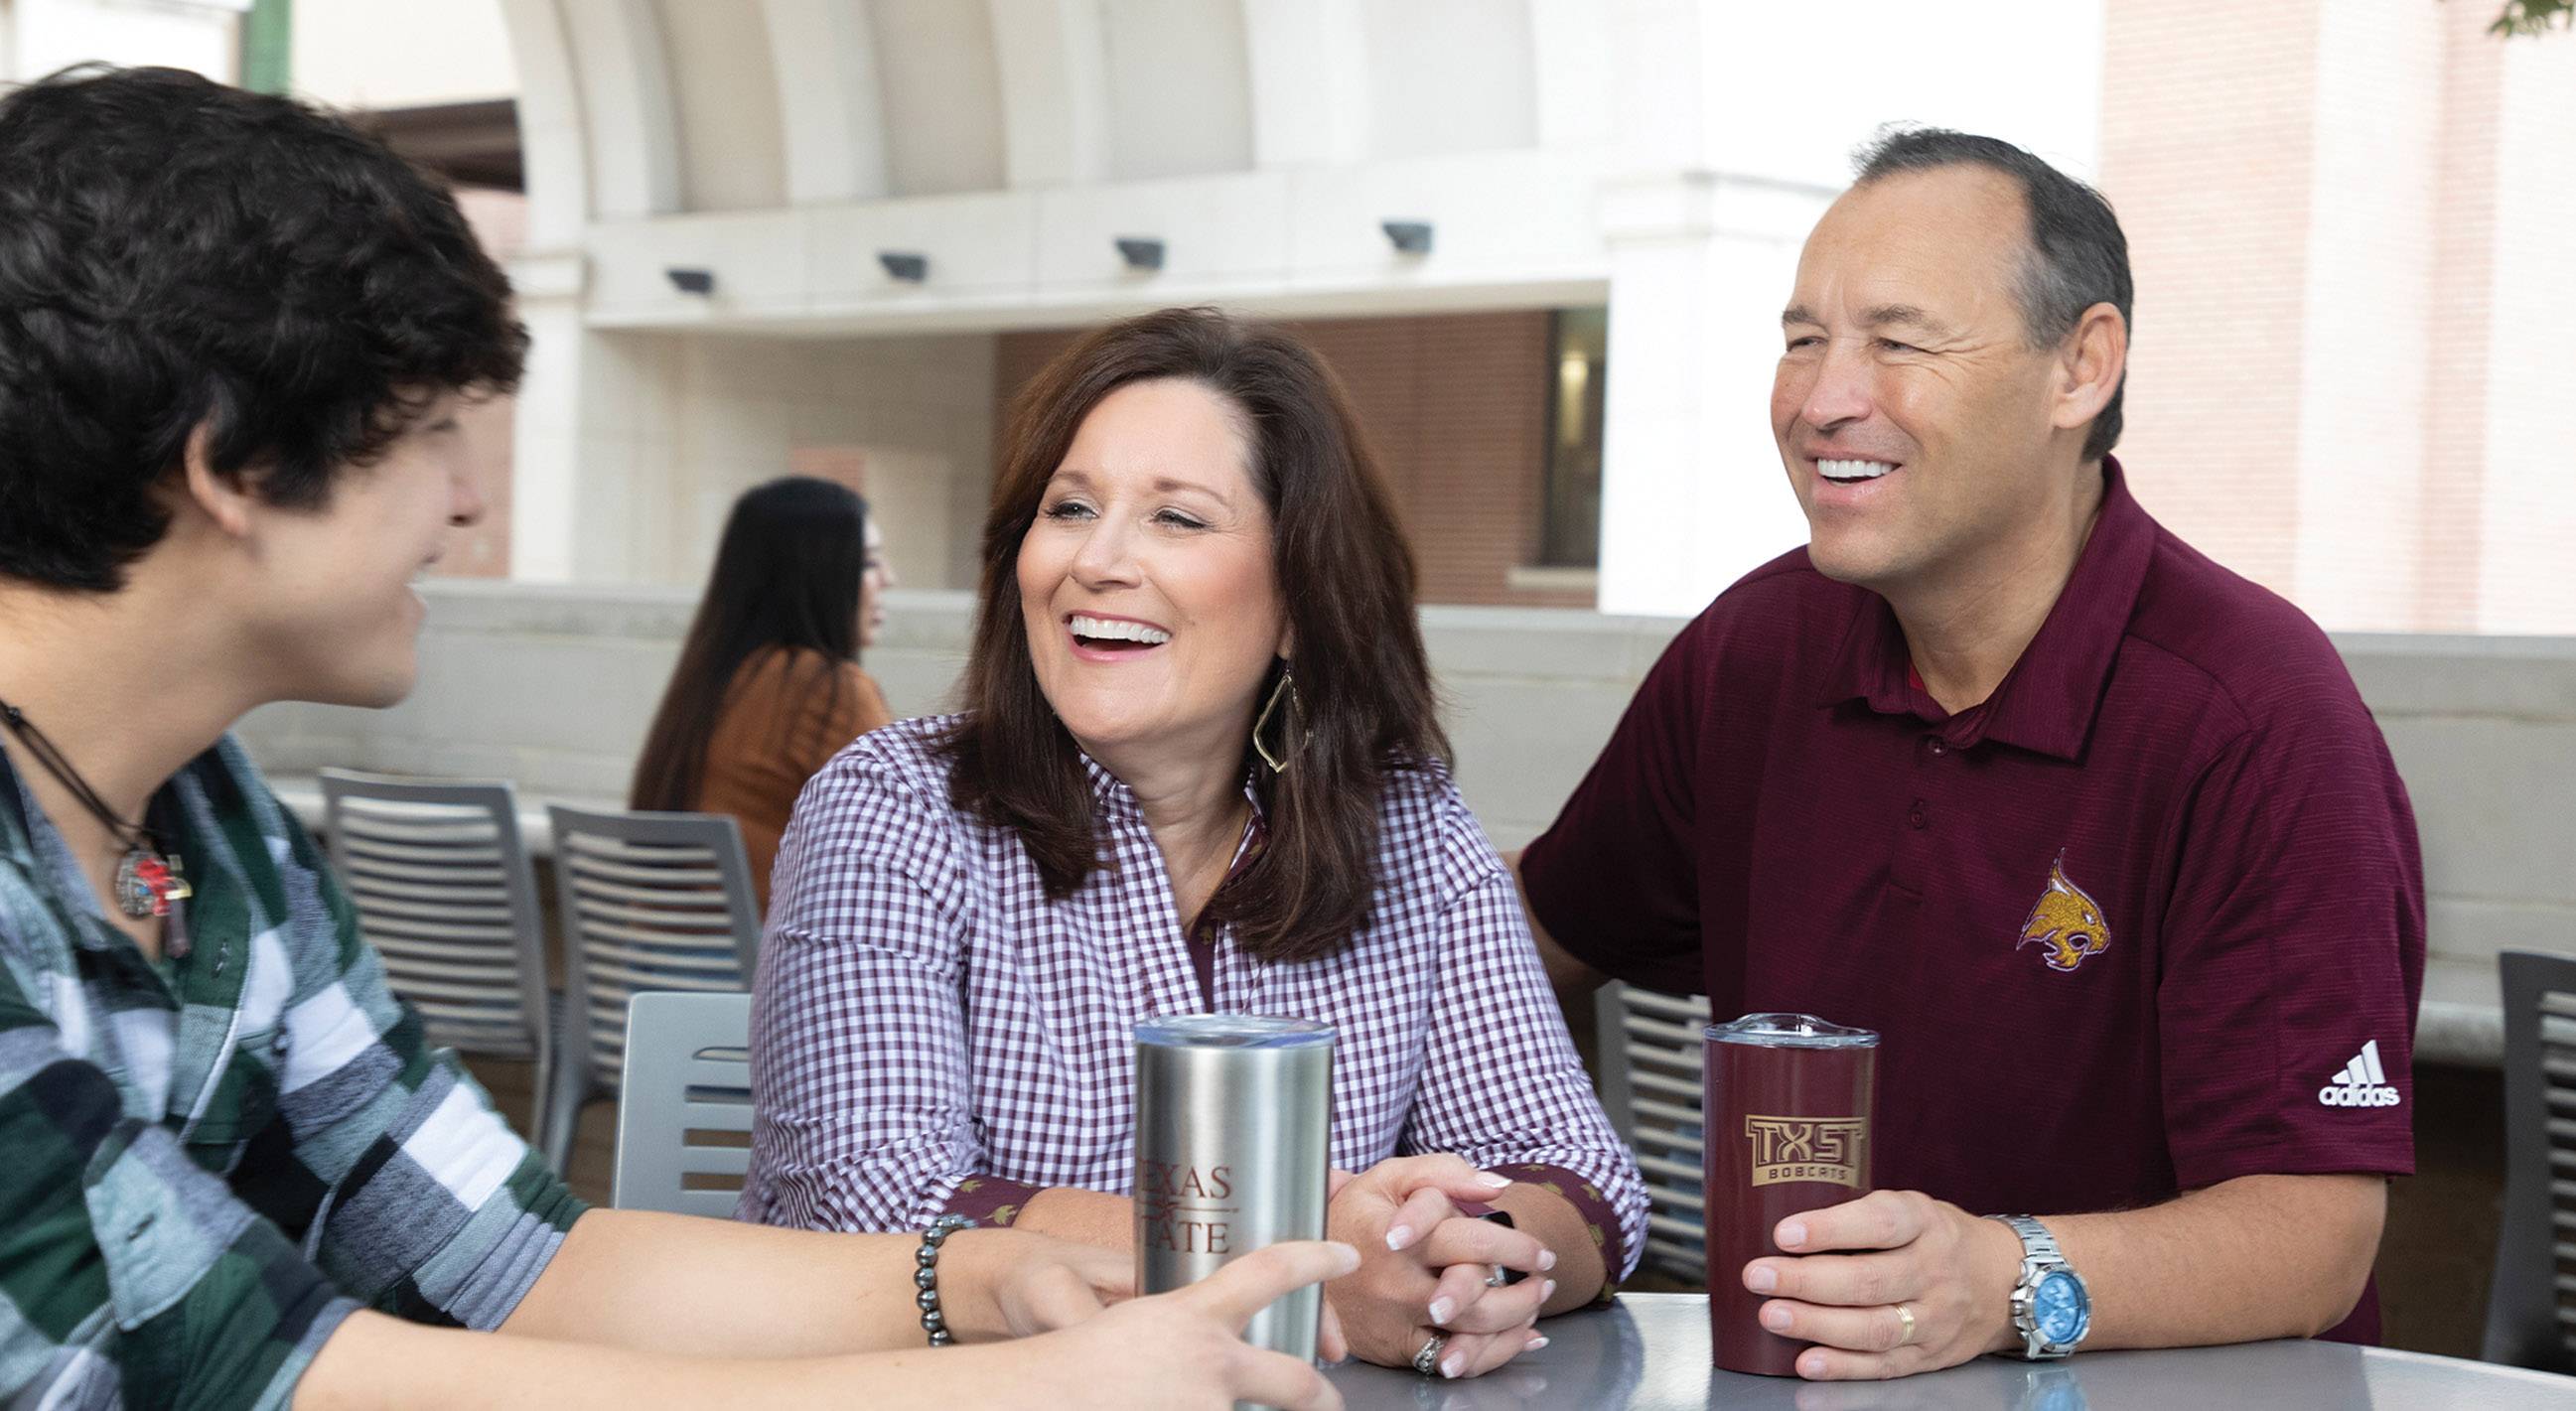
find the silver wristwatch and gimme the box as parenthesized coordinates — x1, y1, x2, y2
(1990, 1214, 2091, 1359)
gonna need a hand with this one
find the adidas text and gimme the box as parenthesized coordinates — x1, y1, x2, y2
(2317, 1040, 2401, 1108)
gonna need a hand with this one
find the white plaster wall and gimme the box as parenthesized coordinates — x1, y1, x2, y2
(236, 584, 2575, 1064)
(576, 145, 1615, 334)
(1360, 0, 1536, 161)
(654, 0, 788, 212)
(1099, 0, 1252, 180)
(7, 0, 240, 81)
(290, 0, 517, 109)
(872, 0, 1008, 195)
(2477, 27, 2576, 635)
(2291, 0, 2442, 632)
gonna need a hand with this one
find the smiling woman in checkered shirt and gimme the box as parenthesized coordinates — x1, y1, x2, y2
(742, 307, 1651, 1379)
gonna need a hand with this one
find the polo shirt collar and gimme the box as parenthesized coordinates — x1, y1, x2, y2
(1816, 458, 2155, 761)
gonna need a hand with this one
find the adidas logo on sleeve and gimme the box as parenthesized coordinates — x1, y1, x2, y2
(2318, 1040, 2402, 1108)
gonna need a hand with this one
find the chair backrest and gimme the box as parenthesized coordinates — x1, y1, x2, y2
(614, 990, 755, 1216)
(2485, 950, 2576, 1373)
(318, 769, 549, 1062)
(1594, 981, 1714, 1284)
(547, 804, 761, 1095)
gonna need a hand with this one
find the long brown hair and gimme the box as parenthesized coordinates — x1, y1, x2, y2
(632, 476, 867, 811)
(940, 307, 1447, 963)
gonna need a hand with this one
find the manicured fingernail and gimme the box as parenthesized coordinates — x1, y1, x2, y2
(1778, 1220, 1806, 1249)
(1541, 1280, 1557, 1302)
(1527, 1335, 1550, 1350)
(1477, 1172, 1512, 1189)
(1763, 1305, 1793, 1331)
(1538, 1249, 1557, 1271)
(1745, 1264, 1777, 1293)
(1441, 1355, 1464, 1378)
(1428, 1298, 1456, 1327)
(1328, 1241, 1360, 1273)
(1385, 1225, 1414, 1250)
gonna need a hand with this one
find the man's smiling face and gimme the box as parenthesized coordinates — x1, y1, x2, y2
(1771, 165, 2074, 597)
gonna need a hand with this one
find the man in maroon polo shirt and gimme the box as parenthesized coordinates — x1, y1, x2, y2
(1514, 128, 2424, 1380)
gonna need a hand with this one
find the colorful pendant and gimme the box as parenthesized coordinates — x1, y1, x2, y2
(113, 847, 191, 919)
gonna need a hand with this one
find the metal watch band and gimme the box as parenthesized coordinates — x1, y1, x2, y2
(1990, 1213, 2083, 1360)
(1997, 1213, 2063, 1262)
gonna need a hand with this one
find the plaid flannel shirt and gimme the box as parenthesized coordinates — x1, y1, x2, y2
(739, 717, 1648, 1279)
(0, 739, 585, 1409)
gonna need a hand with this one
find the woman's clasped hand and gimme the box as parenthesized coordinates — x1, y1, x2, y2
(1325, 1156, 1559, 1377)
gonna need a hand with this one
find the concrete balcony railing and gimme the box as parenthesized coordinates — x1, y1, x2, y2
(239, 580, 2576, 1067)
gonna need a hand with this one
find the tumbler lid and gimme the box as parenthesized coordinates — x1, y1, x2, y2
(1704, 1013, 1880, 1049)
(1135, 1014, 1336, 1050)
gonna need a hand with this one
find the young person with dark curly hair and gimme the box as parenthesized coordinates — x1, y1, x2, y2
(0, 66, 1352, 1411)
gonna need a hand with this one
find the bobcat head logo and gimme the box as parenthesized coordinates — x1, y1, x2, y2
(2016, 850, 2110, 973)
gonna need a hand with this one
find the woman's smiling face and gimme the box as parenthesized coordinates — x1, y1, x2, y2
(1016, 377, 1288, 769)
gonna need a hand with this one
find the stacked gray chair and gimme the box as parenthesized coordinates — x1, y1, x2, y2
(614, 990, 757, 1216)
(318, 769, 554, 1140)
(542, 803, 762, 1175)
(2484, 949, 2576, 1374)
(1592, 981, 1715, 1283)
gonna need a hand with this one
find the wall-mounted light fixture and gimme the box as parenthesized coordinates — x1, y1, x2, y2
(878, 251, 929, 283)
(1115, 236, 1166, 271)
(665, 266, 716, 295)
(1380, 220, 1434, 255)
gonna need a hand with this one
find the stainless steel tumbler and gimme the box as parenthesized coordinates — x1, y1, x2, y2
(1133, 1015, 1335, 1365)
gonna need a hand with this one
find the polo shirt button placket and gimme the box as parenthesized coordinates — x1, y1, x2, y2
(1909, 801, 1930, 830)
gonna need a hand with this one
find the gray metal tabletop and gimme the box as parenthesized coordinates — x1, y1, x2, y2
(1322, 1294, 2576, 1409)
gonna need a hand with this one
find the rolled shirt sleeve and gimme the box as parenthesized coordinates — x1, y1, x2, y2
(740, 754, 992, 1231)
(1403, 853, 1650, 1279)
(265, 781, 590, 1334)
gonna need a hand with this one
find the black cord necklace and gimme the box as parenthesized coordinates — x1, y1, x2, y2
(0, 695, 192, 919)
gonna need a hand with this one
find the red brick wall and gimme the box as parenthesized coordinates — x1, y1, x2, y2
(2418, 0, 2505, 633)
(994, 311, 1583, 608)
(2098, 0, 2323, 602)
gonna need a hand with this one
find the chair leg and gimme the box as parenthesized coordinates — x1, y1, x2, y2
(542, 1055, 590, 1176)
(528, 1045, 555, 1159)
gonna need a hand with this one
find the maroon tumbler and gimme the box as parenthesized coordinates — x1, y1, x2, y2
(1704, 1013, 1879, 1376)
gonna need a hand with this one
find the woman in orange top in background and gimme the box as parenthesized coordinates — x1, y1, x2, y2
(631, 476, 895, 910)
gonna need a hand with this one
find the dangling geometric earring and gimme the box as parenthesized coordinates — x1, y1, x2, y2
(1252, 662, 1306, 774)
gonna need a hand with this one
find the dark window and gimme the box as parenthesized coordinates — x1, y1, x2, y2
(1539, 307, 1606, 568)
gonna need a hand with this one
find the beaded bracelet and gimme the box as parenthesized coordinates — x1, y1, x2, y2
(915, 1213, 977, 1346)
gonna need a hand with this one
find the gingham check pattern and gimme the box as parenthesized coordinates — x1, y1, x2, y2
(739, 716, 1646, 1277)
(0, 740, 586, 1409)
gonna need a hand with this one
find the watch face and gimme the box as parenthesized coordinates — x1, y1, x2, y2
(2033, 1270, 2089, 1344)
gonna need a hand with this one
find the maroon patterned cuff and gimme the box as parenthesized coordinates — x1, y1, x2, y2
(1490, 1162, 1630, 1305)
(941, 1174, 1049, 1229)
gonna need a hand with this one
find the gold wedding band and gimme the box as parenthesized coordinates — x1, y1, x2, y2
(1893, 1303, 1917, 1347)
